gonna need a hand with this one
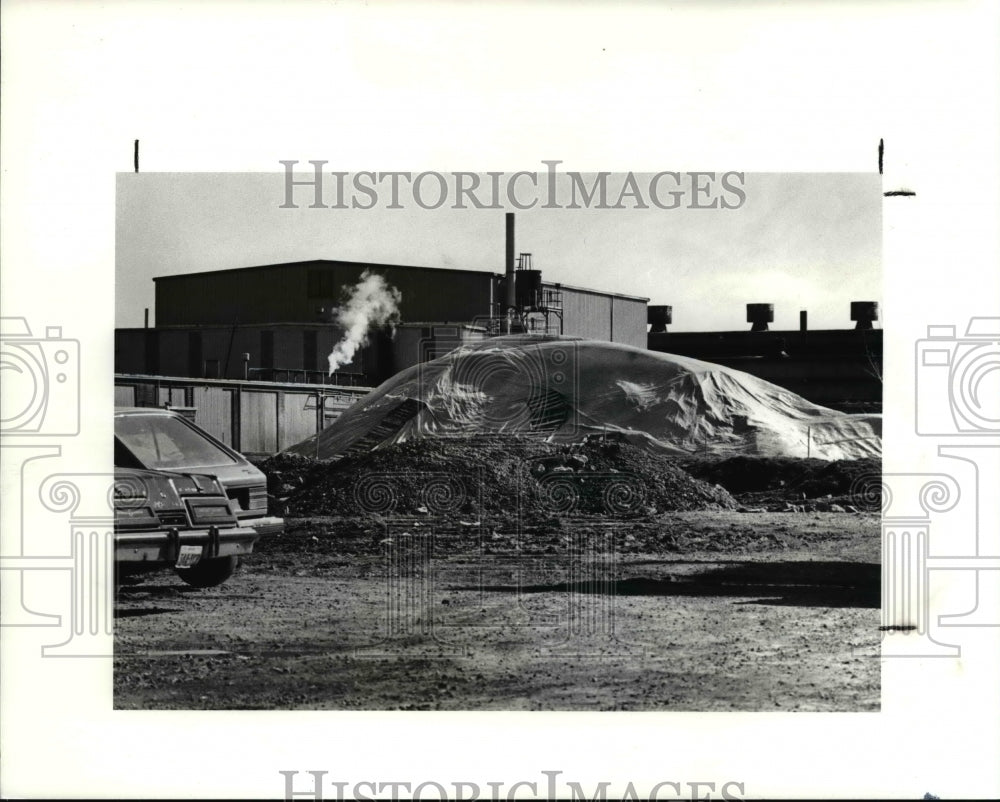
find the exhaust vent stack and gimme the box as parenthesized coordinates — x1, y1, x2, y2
(851, 301, 879, 330)
(648, 305, 672, 333)
(747, 303, 774, 332)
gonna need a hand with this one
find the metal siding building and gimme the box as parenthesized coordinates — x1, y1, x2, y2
(127, 260, 648, 386)
(155, 261, 496, 327)
(558, 286, 612, 341)
(611, 295, 648, 348)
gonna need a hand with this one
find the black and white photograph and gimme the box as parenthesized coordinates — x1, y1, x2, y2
(113, 171, 883, 712)
(2, 1, 999, 799)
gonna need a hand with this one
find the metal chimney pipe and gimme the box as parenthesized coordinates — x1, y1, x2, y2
(799, 310, 808, 331)
(505, 213, 516, 311)
(144, 308, 150, 329)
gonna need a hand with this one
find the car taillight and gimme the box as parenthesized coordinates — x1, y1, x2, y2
(115, 506, 161, 528)
(113, 478, 160, 528)
(113, 475, 147, 506)
(186, 499, 238, 526)
(226, 486, 267, 512)
(172, 474, 225, 496)
(248, 486, 267, 511)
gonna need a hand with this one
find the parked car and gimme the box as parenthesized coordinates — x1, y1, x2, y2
(114, 407, 284, 586)
(114, 467, 258, 586)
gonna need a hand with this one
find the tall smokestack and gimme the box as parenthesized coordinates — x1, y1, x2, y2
(505, 212, 516, 311)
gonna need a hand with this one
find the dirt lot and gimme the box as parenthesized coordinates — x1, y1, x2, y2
(114, 511, 880, 711)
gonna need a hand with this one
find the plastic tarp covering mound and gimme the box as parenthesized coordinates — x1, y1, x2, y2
(287, 337, 881, 460)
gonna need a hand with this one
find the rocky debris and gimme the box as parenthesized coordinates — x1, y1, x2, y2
(253, 445, 881, 521)
(680, 456, 882, 512)
(268, 434, 738, 520)
(250, 452, 335, 515)
(247, 509, 880, 565)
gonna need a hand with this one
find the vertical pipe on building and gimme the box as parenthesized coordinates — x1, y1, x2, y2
(144, 308, 149, 329)
(505, 213, 516, 311)
(800, 310, 808, 331)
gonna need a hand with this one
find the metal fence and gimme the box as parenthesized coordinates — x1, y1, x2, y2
(114, 374, 371, 456)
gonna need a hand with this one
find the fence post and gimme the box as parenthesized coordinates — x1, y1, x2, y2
(315, 390, 324, 460)
(233, 383, 242, 453)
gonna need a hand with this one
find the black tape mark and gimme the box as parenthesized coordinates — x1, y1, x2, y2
(878, 138, 884, 175)
(134, 139, 139, 173)
(883, 189, 916, 197)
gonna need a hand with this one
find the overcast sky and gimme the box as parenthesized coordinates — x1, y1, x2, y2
(117, 171, 880, 332)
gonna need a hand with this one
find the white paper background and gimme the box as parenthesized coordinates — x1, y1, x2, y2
(2, 1, 999, 798)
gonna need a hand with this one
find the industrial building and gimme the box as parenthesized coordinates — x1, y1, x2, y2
(646, 302, 883, 412)
(115, 209, 880, 438)
(115, 215, 649, 387)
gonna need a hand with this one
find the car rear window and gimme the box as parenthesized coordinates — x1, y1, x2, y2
(115, 414, 238, 470)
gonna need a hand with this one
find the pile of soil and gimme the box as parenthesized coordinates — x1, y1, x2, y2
(251, 452, 333, 500)
(680, 455, 882, 511)
(271, 434, 737, 520)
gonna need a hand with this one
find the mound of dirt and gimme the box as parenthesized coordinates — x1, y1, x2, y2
(251, 452, 332, 496)
(680, 455, 882, 511)
(281, 434, 737, 520)
(286, 337, 881, 462)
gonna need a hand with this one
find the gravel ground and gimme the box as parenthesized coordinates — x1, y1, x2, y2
(114, 511, 880, 711)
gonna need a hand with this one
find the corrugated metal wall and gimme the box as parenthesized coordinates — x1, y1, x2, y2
(240, 391, 279, 454)
(193, 385, 234, 445)
(558, 287, 646, 346)
(611, 296, 647, 348)
(560, 288, 612, 341)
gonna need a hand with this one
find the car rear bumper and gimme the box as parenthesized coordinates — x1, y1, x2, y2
(243, 515, 285, 537)
(115, 525, 258, 563)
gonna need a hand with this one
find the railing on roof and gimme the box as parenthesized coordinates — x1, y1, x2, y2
(247, 367, 368, 386)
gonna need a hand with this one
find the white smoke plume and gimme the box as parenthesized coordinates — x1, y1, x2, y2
(328, 270, 402, 374)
